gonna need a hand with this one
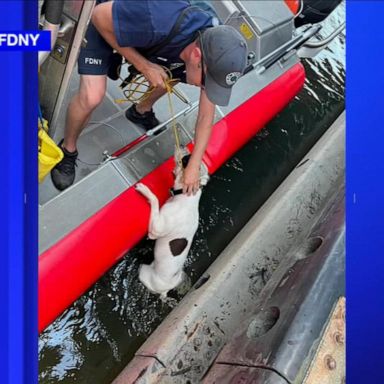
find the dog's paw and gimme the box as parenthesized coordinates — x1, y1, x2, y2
(175, 272, 192, 295)
(135, 182, 151, 196)
(148, 232, 158, 240)
(160, 295, 179, 308)
(135, 182, 145, 192)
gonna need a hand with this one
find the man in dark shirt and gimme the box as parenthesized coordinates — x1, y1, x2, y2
(51, 0, 247, 195)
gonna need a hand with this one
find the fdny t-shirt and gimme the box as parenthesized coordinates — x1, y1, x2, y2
(112, 0, 213, 62)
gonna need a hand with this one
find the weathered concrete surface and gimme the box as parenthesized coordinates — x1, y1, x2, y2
(113, 112, 345, 384)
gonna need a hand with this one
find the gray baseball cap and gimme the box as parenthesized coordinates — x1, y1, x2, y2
(200, 25, 248, 106)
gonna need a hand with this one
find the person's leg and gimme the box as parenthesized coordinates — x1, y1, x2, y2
(135, 86, 167, 114)
(125, 86, 168, 130)
(51, 75, 107, 191)
(126, 65, 184, 130)
(63, 75, 107, 152)
(51, 15, 113, 191)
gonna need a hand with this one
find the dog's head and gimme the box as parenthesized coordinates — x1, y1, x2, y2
(173, 146, 210, 189)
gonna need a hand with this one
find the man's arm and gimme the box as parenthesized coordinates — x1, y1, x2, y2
(91, 1, 167, 88)
(183, 90, 215, 195)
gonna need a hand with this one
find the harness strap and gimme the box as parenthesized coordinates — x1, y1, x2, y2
(170, 187, 203, 196)
(170, 188, 184, 196)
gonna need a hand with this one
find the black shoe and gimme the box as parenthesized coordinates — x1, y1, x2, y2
(51, 140, 78, 191)
(125, 104, 160, 131)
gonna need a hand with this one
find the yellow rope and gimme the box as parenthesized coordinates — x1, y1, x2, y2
(115, 64, 185, 169)
(115, 65, 182, 104)
(165, 81, 183, 170)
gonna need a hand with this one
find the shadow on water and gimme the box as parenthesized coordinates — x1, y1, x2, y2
(39, 5, 345, 384)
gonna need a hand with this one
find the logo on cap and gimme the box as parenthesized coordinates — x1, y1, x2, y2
(226, 72, 241, 86)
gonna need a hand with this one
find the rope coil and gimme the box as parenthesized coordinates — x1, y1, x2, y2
(114, 64, 188, 105)
(115, 63, 185, 170)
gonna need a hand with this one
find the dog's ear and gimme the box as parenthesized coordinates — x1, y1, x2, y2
(174, 146, 191, 167)
(181, 154, 191, 169)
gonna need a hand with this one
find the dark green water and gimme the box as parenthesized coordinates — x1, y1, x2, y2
(39, 6, 345, 384)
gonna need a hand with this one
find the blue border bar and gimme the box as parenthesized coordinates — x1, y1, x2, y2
(0, 1, 383, 383)
(0, 1, 38, 383)
(347, 2, 384, 383)
(24, 0, 38, 382)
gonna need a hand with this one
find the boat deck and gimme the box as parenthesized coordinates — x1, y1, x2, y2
(39, 66, 201, 205)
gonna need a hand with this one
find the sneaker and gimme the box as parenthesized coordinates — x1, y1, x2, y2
(51, 140, 78, 191)
(125, 104, 160, 131)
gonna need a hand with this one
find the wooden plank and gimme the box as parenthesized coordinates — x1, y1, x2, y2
(303, 297, 345, 384)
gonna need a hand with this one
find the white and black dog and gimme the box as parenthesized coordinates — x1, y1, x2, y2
(135, 147, 209, 298)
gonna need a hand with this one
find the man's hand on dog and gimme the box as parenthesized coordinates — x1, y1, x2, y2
(183, 163, 200, 196)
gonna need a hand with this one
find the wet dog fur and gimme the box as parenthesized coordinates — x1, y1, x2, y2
(135, 147, 209, 298)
